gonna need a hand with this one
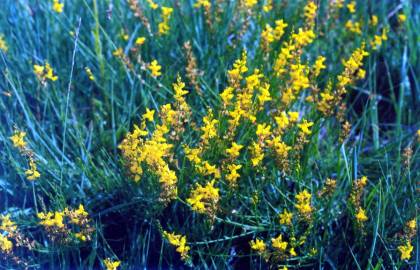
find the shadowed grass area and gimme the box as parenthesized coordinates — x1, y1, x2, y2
(0, 0, 418, 269)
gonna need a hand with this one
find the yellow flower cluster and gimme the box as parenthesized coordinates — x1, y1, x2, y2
(396, 219, 417, 261)
(33, 62, 58, 84)
(158, 6, 173, 35)
(350, 176, 369, 225)
(148, 60, 162, 78)
(187, 180, 220, 218)
(52, 0, 64, 13)
(260, 20, 288, 51)
(295, 189, 312, 219)
(103, 258, 121, 270)
(37, 204, 93, 242)
(250, 238, 266, 254)
(163, 231, 190, 261)
(119, 77, 193, 202)
(10, 130, 41, 181)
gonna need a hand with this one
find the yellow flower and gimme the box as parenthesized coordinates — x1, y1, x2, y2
(187, 180, 219, 215)
(148, 60, 162, 77)
(0, 234, 13, 253)
(0, 215, 17, 233)
(103, 258, 121, 270)
(163, 231, 190, 260)
(298, 120, 314, 136)
(25, 158, 41, 180)
(279, 209, 293, 225)
(158, 7, 173, 35)
(256, 123, 271, 138)
(143, 108, 155, 122)
(33, 62, 58, 82)
(146, 0, 159, 9)
(313, 56, 326, 76)
(226, 142, 243, 159)
(263, 0, 272, 12)
(304, 1, 317, 22)
(52, 0, 64, 13)
(226, 164, 242, 186)
(244, 0, 258, 8)
(355, 207, 368, 223)
(10, 130, 27, 150)
(135, 37, 146, 46)
(295, 190, 312, 217)
(194, 0, 211, 8)
(250, 142, 264, 167)
(398, 13, 407, 24)
(347, 1, 356, 13)
(271, 234, 288, 251)
(250, 238, 266, 253)
(407, 218, 416, 230)
(398, 241, 413, 260)
(289, 247, 297, 256)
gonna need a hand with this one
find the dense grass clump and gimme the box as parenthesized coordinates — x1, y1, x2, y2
(0, 0, 418, 269)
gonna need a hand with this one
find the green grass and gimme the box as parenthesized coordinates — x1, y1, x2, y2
(0, 0, 418, 269)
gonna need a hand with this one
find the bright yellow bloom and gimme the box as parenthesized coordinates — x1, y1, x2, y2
(313, 56, 326, 76)
(398, 14, 407, 24)
(347, 1, 356, 13)
(143, 108, 155, 122)
(112, 48, 124, 57)
(10, 130, 27, 150)
(345, 20, 362, 35)
(146, 0, 159, 9)
(226, 164, 242, 185)
(298, 120, 314, 136)
(289, 247, 297, 256)
(250, 142, 264, 167)
(256, 123, 271, 138)
(398, 241, 413, 260)
(135, 37, 146, 46)
(250, 238, 266, 253)
(263, 0, 272, 12)
(163, 231, 190, 260)
(226, 142, 243, 159)
(52, 0, 64, 13)
(187, 180, 219, 215)
(407, 218, 416, 230)
(158, 7, 173, 35)
(37, 211, 65, 228)
(304, 1, 317, 22)
(244, 0, 258, 8)
(288, 112, 299, 122)
(271, 234, 288, 251)
(0, 215, 17, 233)
(103, 258, 121, 270)
(279, 209, 293, 225)
(0, 234, 13, 253)
(201, 110, 218, 143)
(25, 158, 41, 180)
(194, 0, 211, 8)
(148, 60, 162, 77)
(34, 62, 58, 82)
(295, 190, 312, 217)
(355, 207, 368, 222)
(292, 28, 316, 47)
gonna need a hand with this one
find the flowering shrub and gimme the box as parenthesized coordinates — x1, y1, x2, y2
(0, 0, 417, 269)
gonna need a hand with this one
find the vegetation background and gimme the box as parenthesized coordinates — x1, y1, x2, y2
(0, 0, 418, 269)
